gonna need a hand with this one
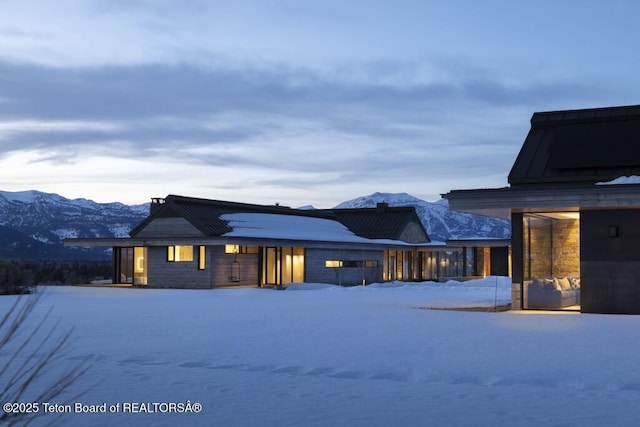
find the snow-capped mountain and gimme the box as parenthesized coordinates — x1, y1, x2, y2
(334, 192, 510, 242)
(0, 190, 149, 259)
(0, 190, 509, 260)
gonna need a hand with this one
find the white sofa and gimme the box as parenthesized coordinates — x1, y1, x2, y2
(526, 277, 580, 309)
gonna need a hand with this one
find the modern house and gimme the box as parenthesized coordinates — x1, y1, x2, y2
(444, 104, 640, 314)
(65, 195, 507, 288)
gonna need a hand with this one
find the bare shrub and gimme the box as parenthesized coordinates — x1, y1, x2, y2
(0, 291, 89, 426)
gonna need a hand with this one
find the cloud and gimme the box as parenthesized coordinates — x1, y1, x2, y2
(1, 1, 639, 208)
(0, 52, 631, 206)
(0, 58, 606, 133)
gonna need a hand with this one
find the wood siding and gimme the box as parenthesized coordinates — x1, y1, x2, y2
(305, 248, 383, 286)
(134, 218, 204, 238)
(146, 246, 212, 288)
(210, 246, 259, 287)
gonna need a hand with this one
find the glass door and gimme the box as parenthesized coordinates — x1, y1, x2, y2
(262, 247, 305, 286)
(118, 247, 133, 284)
(263, 247, 280, 286)
(133, 247, 147, 285)
(117, 247, 147, 285)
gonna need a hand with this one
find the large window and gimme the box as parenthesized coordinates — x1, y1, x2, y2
(523, 212, 580, 310)
(198, 246, 206, 270)
(168, 245, 194, 262)
(325, 260, 379, 268)
(225, 245, 258, 254)
(282, 247, 304, 284)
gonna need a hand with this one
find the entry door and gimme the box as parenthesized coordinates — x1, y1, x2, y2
(118, 247, 134, 284)
(263, 247, 280, 286)
(133, 247, 148, 285)
(261, 247, 305, 286)
(117, 247, 147, 285)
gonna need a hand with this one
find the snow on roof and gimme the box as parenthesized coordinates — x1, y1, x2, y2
(596, 175, 640, 185)
(221, 212, 434, 246)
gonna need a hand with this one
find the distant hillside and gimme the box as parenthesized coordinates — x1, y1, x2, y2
(334, 192, 510, 242)
(0, 190, 149, 260)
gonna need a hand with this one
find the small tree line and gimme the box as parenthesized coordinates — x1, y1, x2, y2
(0, 260, 112, 295)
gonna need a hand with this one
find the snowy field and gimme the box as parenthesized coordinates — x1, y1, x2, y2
(2, 277, 640, 426)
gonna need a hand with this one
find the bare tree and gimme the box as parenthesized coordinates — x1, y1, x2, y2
(0, 291, 89, 426)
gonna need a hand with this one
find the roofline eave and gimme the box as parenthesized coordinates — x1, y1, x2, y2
(64, 236, 441, 251)
(443, 184, 640, 218)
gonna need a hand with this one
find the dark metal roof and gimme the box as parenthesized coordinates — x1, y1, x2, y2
(131, 195, 334, 237)
(328, 206, 429, 243)
(130, 195, 430, 243)
(508, 104, 640, 186)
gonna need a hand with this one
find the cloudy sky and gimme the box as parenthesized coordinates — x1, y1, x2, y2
(1, 0, 638, 207)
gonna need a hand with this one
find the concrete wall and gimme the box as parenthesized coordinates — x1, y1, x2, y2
(581, 209, 640, 314)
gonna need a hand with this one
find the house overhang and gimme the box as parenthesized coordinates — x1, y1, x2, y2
(446, 238, 511, 248)
(442, 184, 640, 219)
(64, 236, 448, 252)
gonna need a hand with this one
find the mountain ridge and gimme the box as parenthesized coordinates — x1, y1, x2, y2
(334, 192, 510, 242)
(0, 190, 150, 260)
(0, 190, 510, 260)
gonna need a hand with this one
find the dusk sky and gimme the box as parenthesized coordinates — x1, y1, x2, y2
(1, 1, 639, 207)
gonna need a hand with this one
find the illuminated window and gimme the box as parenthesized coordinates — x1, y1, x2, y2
(326, 260, 343, 268)
(225, 245, 258, 254)
(198, 246, 206, 270)
(167, 245, 194, 262)
(325, 260, 378, 268)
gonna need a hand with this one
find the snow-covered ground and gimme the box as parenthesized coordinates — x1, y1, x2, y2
(2, 277, 640, 426)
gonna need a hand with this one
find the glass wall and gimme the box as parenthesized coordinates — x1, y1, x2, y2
(117, 247, 147, 285)
(421, 252, 438, 280)
(262, 247, 305, 286)
(523, 213, 580, 310)
(438, 251, 465, 278)
(118, 247, 133, 284)
(282, 247, 305, 284)
(384, 250, 457, 281)
(133, 247, 147, 285)
(383, 248, 506, 283)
